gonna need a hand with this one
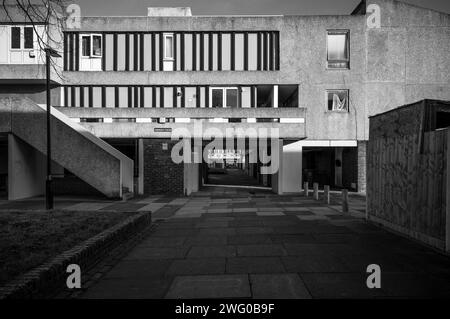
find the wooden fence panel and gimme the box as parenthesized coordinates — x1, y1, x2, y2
(367, 129, 447, 243)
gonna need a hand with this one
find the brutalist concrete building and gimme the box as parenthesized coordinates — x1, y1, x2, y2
(0, 0, 449, 200)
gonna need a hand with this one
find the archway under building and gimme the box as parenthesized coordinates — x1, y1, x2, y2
(201, 139, 276, 191)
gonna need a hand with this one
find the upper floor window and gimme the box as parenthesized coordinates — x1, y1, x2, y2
(81, 34, 102, 58)
(11, 26, 34, 50)
(327, 89, 348, 112)
(164, 33, 174, 60)
(81, 35, 91, 57)
(327, 30, 349, 69)
(11, 27, 21, 49)
(24, 27, 34, 49)
(64, 31, 279, 72)
(92, 35, 102, 57)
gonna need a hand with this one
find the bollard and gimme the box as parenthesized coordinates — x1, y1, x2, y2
(303, 182, 309, 197)
(313, 183, 319, 200)
(324, 185, 330, 204)
(342, 189, 349, 213)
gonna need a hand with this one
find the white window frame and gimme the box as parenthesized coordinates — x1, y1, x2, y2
(326, 30, 350, 70)
(23, 26, 35, 50)
(10, 26, 35, 51)
(163, 33, 174, 60)
(326, 89, 349, 112)
(80, 34, 102, 58)
(90, 34, 102, 58)
(209, 87, 239, 108)
(80, 34, 91, 58)
(10, 26, 22, 50)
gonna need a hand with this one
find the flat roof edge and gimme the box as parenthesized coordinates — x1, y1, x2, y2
(369, 99, 450, 118)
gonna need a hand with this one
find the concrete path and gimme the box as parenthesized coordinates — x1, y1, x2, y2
(77, 188, 450, 299)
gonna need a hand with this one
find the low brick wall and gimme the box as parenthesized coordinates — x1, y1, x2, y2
(0, 210, 151, 299)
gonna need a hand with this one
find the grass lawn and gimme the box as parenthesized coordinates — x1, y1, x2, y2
(0, 209, 136, 287)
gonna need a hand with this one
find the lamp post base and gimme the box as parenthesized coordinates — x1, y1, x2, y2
(46, 177, 53, 210)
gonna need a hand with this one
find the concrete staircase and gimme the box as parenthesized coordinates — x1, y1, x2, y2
(0, 96, 134, 199)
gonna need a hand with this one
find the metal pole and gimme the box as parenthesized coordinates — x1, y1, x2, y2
(45, 50, 53, 209)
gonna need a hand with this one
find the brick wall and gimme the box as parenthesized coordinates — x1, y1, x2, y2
(357, 141, 367, 194)
(143, 139, 184, 195)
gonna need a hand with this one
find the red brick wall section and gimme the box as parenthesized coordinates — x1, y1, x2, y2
(143, 139, 184, 195)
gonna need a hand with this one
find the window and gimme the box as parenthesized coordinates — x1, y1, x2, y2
(164, 33, 174, 59)
(24, 27, 34, 49)
(226, 89, 238, 108)
(81, 35, 90, 57)
(327, 30, 349, 69)
(211, 89, 223, 108)
(91, 35, 102, 57)
(327, 90, 349, 112)
(80, 34, 102, 58)
(10, 26, 34, 50)
(210, 87, 238, 108)
(11, 27, 21, 49)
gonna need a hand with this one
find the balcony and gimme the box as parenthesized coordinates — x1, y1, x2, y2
(56, 107, 307, 139)
(0, 64, 59, 93)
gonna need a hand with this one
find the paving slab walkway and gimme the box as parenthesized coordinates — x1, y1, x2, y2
(20, 187, 447, 299)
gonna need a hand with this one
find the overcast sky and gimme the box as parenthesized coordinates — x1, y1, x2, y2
(72, 0, 450, 16)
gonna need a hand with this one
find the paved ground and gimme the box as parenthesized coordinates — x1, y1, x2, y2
(1, 187, 449, 298)
(52, 187, 448, 299)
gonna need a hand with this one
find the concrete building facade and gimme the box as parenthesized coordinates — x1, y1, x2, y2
(0, 0, 449, 199)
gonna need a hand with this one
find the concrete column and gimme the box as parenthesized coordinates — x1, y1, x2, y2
(138, 138, 144, 195)
(271, 138, 283, 195)
(281, 140, 303, 193)
(273, 85, 278, 108)
(335, 147, 343, 187)
(183, 143, 201, 196)
(8, 134, 46, 200)
(357, 141, 367, 194)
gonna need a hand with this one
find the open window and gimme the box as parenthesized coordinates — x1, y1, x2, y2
(327, 90, 349, 112)
(80, 34, 102, 58)
(79, 34, 102, 71)
(327, 30, 349, 69)
(91, 34, 102, 57)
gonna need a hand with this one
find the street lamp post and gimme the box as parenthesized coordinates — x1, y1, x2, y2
(44, 48, 61, 210)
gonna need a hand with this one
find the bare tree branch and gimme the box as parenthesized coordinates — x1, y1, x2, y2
(2, 0, 70, 80)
